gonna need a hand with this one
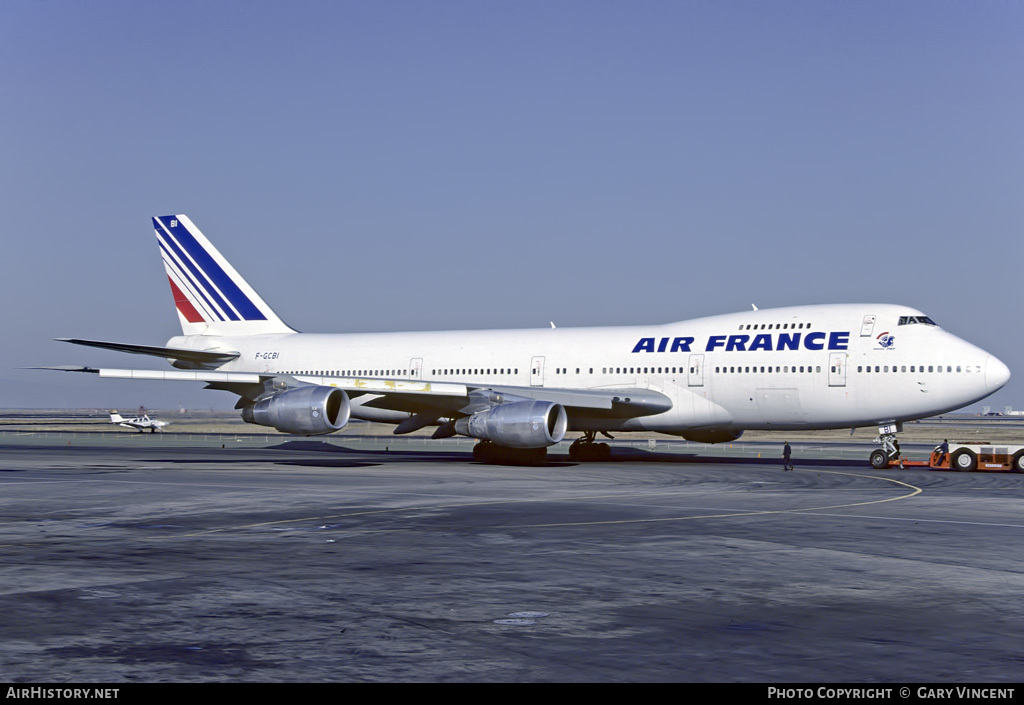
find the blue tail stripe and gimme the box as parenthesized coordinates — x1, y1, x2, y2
(154, 217, 243, 321)
(164, 218, 265, 321)
(155, 217, 267, 322)
(157, 238, 226, 322)
(155, 223, 237, 321)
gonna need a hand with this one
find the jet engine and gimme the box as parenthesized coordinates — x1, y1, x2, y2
(679, 428, 744, 444)
(454, 400, 567, 448)
(241, 386, 350, 435)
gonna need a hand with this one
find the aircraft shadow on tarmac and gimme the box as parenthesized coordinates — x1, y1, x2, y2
(154, 456, 383, 469)
(257, 440, 868, 470)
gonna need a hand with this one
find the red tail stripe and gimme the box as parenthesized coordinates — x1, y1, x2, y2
(168, 277, 205, 323)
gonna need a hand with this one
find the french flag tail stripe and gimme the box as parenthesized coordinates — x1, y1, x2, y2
(167, 276, 205, 324)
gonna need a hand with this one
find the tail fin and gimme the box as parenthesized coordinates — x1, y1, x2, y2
(109, 411, 124, 424)
(152, 215, 296, 336)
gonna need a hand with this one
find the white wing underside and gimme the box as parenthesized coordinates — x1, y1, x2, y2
(44, 366, 672, 415)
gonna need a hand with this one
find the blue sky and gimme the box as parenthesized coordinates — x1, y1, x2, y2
(2, 1, 1021, 412)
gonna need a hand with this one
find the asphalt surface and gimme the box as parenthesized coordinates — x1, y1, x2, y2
(1, 435, 1023, 683)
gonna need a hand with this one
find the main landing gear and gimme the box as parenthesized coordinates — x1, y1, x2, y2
(870, 423, 903, 469)
(568, 431, 613, 462)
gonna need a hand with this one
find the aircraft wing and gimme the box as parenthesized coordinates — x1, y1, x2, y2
(39, 367, 471, 405)
(353, 382, 671, 420)
(41, 367, 671, 419)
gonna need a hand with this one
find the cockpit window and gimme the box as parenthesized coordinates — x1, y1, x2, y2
(898, 315, 937, 326)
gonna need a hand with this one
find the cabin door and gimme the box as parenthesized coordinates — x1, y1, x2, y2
(688, 354, 705, 387)
(530, 356, 545, 387)
(860, 314, 877, 337)
(828, 352, 847, 387)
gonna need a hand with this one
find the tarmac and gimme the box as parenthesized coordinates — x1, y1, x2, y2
(1, 418, 1024, 682)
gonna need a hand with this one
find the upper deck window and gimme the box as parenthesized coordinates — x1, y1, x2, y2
(898, 315, 937, 326)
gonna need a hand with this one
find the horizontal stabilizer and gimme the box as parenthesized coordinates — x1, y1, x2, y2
(56, 338, 239, 366)
(30, 365, 101, 373)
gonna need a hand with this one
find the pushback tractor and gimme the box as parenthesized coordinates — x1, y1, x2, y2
(874, 441, 1024, 472)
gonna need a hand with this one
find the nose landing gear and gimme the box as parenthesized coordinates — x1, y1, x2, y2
(870, 422, 903, 469)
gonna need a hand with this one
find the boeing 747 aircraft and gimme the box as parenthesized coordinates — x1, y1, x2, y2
(50, 215, 1010, 465)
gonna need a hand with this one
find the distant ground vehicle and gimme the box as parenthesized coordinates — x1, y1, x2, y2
(873, 442, 1024, 472)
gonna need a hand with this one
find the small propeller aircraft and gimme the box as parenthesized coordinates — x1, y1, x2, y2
(109, 407, 169, 433)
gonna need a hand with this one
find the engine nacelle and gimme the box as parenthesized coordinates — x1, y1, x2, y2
(241, 386, 350, 435)
(454, 401, 567, 448)
(679, 428, 744, 444)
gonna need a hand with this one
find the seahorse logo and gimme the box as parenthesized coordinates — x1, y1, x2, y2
(876, 332, 895, 350)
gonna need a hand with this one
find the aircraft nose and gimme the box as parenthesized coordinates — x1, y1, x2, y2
(985, 354, 1011, 392)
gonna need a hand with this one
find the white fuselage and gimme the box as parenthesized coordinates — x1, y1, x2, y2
(170, 303, 1009, 435)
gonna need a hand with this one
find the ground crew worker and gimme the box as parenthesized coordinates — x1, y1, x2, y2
(783, 441, 793, 471)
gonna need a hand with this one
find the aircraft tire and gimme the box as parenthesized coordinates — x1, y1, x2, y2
(569, 443, 611, 462)
(472, 441, 493, 462)
(951, 449, 977, 472)
(869, 449, 889, 469)
(1012, 451, 1024, 473)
